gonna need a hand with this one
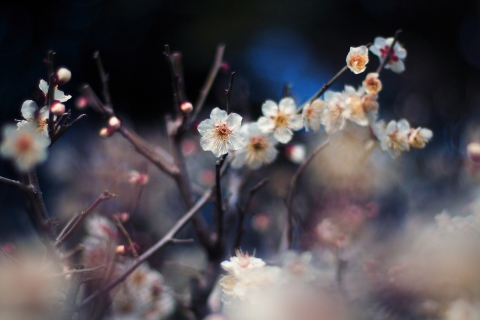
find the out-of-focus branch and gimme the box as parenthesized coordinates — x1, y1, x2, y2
(233, 178, 269, 253)
(114, 215, 138, 259)
(376, 29, 402, 75)
(163, 45, 186, 109)
(225, 71, 235, 114)
(45, 50, 56, 139)
(93, 51, 112, 111)
(55, 191, 117, 248)
(27, 169, 55, 240)
(76, 187, 213, 310)
(0, 176, 29, 191)
(214, 154, 228, 252)
(59, 265, 84, 320)
(191, 44, 226, 123)
(286, 139, 329, 249)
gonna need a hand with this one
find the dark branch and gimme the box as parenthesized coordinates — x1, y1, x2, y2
(45, 50, 56, 139)
(93, 51, 112, 109)
(215, 154, 228, 252)
(376, 29, 403, 75)
(225, 72, 235, 114)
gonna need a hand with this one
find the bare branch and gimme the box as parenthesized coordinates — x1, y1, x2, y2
(215, 154, 228, 251)
(59, 265, 84, 320)
(286, 139, 329, 249)
(77, 187, 213, 310)
(225, 72, 235, 114)
(45, 50, 56, 139)
(191, 44, 226, 123)
(0, 176, 29, 192)
(55, 191, 117, 248)
(93, 51, 112, 109)
(114, 215, 138, 259)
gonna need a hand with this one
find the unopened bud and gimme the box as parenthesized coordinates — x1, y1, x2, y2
(116, 245, 126, 255)
(119, 212, 130, 222)
(108, 116, 121, 130)
(180, 102, 193, 114)
(99, 127, 115, 138)
(76, 96, 88, 109)
(467, 142, 480, 163)
(56, 68, 71, 85)
(285, 144, 306, 164)
(128, 170, 149, 186)
(50, 102, 65, 116)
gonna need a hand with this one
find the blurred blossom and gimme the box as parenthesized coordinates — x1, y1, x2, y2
(445, 299, 480, 320)
(302, 99, 324, 132)
(0, 124, 50, 172)
(346, 45, 369, 74)
(322, 91, 351, 134)
(467, 142, 480, 163)
(376, 119, 411, 158)
(252, 213, 271, 232)
(197, 108, 246, 157)
(284, 143, 306, 164)
(128, 170, 149, 186)
(408, 127, 433, 149)
(362, 72, 382, 95)
(257, 98, 303, 144)
(343, 85, 369, 126)
(370, 37, 407, 73)
(16, 100, 51, 137)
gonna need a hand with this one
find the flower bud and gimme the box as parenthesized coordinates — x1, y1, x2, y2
(108, 116, 121, 130)
(180, 102, 193, 114)
(128, 170, 149, 186)
(467, 142, 480, 163)
(99, 127, 115, 138)
(56, 68, 71, 85)
(75, 97, 88, 109)
(116, 245, 126, 255)
(285, 143, 306, 164)
(50, 102, 65, 116)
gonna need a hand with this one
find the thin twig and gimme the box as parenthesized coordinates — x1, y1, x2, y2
(225, 72, 235, 114)
(376, 29, 402, 75)
(233, 178, 269, 252)
(286, 139, 330, 249)
(114, 215, 138, 259)
(49, 265, 106, 277)
(163, 45, 184, 109)
(28, 169, 55, 239)
(93, 51, 112, 110)
(215, 154, 228, 251)
(61, 244, 85, 261)
(51, 114, 87, 145)
(0, 176, 29, 191)
(191, 44, 226, 123)
(45, 50, 56, 139)
(169, 238, 194, 244)
(76, 187, 214, 310)
(59, 265, 84, 320)
(57, 212, 79, 243)
(55, 191, 117, 247)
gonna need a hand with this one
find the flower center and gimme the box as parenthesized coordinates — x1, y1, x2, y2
(273, 112, 288, 128)
(380, 46, 399, 62)
(388, 131, 406, 155)
(215, 124, 232, 139)
(350, 55, 366, 68)
(15, 135, 33, 153)
(37, 119, 48, 134)
(249, 136, 268, 151)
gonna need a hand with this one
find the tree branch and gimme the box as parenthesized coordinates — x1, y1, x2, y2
(286, 139, 329, 249)
(45, 50, 56, 139)
(376, 29, 402, 75)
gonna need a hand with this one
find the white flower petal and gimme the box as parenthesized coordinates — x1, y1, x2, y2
(210, 107, 228, 122)
(197, 119, 213, 134)
(39, 80, 49, 94)
(389, 60, 405, 73)
(397, 119, 410, 133)
(21, 100, 38, 120)
(262, 100, 278, 117)
(420, 128, 433, 141)
(53, 89, 72, 103)
(278, 98, 296, 115)
(228, 133, 246, 151)
(226, 113, 243, 131)
(257, 117, 275, 133)
(231, 149, 247, 169)
(274, 126, 293, 144)
(385, 121, 397, 135)
(288, 114, 304, 131)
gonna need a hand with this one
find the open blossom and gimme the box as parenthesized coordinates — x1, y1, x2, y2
(231, 123, 277, 170)
(408, 127, 433, 149)
(346, 45, 369, 74)
(370, 37, 407, 73)
(376, 119, 411, 157)
(0, 124, 50, 172)
(221, 250, 266, 277)
(343, 86, 369, 126)
(302, 99, 324, 132)
(39, 79, 72, 102)
(17, 100, 51, 137)
(362, 72, 382, 95)
(257, 98, 303, 144)
(197, 108, 246, 157)
(322, 91, 351, 134)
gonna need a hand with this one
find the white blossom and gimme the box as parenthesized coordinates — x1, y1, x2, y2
(408, 127, 433, 149)
(197, 108, 246, 157)
(221, 250, 266, 277)
(39, 79, 72, 102)
(257, 98, 303, 144)
(322, 91, 351, 134)
(302, 99, 324, 132)
(370, 37, 407, 73)
(346, 45, 369, 74)
(0, 124, 50, 172)
(362, 72, 382, 95)
(376, 119, 410, 157)
(16, 100, 51, 137)
(343, 85, 369, 126)
(231, 123, 277, 170)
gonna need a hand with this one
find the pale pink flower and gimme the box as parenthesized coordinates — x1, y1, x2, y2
(322, 91, 351, 134)
(257, 98, 303, 144)
(221, 250, 265, 277)
(370, 37, 407, 73)
(0, 124, 50, 172)
(362, 72, 382, 95)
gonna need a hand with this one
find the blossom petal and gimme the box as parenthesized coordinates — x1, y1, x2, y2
(39, 80, 49, 95)
(226, 113, 243, 131)
(228, 133, 246, 151)
(262, 100, 278, 117)
(385, 121, 397, 135)
(197, 119, 213, 134)
(210, 107, 228, 122)
(54, 89, 72, 103)
(257, 117, 275, 133)
(231, 149, 247, 169)
(278, 98, 296, 115)
(388, 60, 405, 73)
(288, 114, 304, 131)
(397, 119, 410, 133)
(274, 126, 293, 144)
(420, 128, 433, 141)
(21, 100, 38, 120)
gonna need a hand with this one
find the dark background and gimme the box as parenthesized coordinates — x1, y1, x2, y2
(1, 0, 480, 238)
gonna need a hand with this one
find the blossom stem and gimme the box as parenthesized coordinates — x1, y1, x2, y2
(376, 29, 402, 75)
(163, 45, 185, 110)
(225, 71, 235, 114)
(27, 169, 55, 239)
(76, 186, 214, 310)
(285, 139, 329, 249)
(233, 178, 269, 253)
(93, 51, 112, 110)
(215, 154, 228, 252)
(54, 191, 117, 248)
(191, 44, 226, 123)
(45, 50, 56, 139)
(114, 215, 139, 259)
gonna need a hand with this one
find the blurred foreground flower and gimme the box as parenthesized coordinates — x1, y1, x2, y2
(0, 124, 50, 172)
(257, 98, 303, 144)
(346, 45, 369, 74)
(16, 100, 51, 137)
(370, 36, 407, 73)
(198, 108, 246, 157)
(302, 99, 324, 132)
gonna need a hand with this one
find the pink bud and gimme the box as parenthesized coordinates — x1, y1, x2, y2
(467, 142, 480, 163)
(99, 127, 115, 138)
(119, 212, 130, 222)
(76, 96, 88, 109)
(128, 170, 149, 186)
(108, 116, 121, 130)
(252, 213, 271, 232)
(180, 102, 193, 114)
(116, 245, 126, 255)
(56, 68, 71, 85)
(50, 102, 65, 115)
(285, 144, 306, 164)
